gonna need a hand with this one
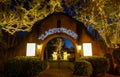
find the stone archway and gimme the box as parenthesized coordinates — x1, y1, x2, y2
(37, 33, 79, 61)
(44, 37, 76, 61)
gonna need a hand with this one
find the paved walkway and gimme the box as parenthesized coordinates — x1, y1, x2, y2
(38, 61, 120, 77)
(38, 61, 85, 77)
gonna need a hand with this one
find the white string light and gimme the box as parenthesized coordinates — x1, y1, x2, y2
(38, 27, 78, 40)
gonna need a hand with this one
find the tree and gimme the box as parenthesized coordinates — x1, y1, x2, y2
(0, 0, 120, 48)
(62, 0, 120, 48)
(0, 0, 62, 34)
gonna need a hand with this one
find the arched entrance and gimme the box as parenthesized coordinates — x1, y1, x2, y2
(44, 37, 76, 62)
(25, 12, 105, 63)
(37, 34, 79, 61)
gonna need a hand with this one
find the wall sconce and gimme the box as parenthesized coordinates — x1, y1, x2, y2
(37, 44, 42, 55)
(37, 45, 41, 49)
(78, 45, 82, 50)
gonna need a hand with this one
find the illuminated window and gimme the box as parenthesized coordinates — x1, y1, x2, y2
(83, 43, 92, 56)
(26, 43, 36, 56)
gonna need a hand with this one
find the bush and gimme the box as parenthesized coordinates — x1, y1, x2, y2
(74, 60, 92, 76)
(4, 56, 47, 77)
(104, 53, 114, 74)
(79, 56, 109, 75)
(68, 58, 75, 62)
(115, 65, 120, 75)
(112, 48, 120, 64)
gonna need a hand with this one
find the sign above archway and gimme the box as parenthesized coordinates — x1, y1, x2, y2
(38, 27, 78, 40)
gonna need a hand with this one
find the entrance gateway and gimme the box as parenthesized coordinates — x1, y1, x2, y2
(40, 27, 78, 61)
(26, 12, 104, 61)
(38, 27, 78, 40)
(36, 26, 79, 61)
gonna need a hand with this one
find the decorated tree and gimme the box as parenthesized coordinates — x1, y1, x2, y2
(0, 0, 62, 49)
(0, 0, 120, 48)
(0, 0, 62, 34)
(62, 0, 120, 48)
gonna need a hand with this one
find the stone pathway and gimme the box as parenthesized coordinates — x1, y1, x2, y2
(38, 68, 85, 77)
(38, 61, 88, 77)
(38, 61, 120, 77)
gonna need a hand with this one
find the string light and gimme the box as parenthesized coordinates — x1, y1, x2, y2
(38, 27, 78, 40)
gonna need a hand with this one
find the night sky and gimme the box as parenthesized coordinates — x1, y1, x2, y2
(63, 38, 74, 48)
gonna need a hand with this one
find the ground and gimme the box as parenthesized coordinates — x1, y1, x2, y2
(37, 61, 120, 77)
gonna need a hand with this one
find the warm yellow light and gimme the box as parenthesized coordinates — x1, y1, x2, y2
(63, 52, 68, 60)
(83, 43, 92, 56)
(78, 45, 82, 50)
(52, 52, 57, 60)
(37, 45, 41, 49)
(26, 43, 36, 56)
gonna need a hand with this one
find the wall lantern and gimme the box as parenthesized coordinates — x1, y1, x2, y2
(36, 44, 42, 56)
(83, 43, 92, 56)
(26, 43, 36, 56)
(78, 45, 82, 50)
(37, 45, 41, 49)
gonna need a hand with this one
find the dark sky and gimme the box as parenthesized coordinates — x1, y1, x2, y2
(63, 38, 74, 48)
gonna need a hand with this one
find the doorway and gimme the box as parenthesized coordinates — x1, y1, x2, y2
(44, 37, 75, 62)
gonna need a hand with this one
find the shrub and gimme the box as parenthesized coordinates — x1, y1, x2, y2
(0, 71, 4, 77)
(79, 56, 109, 75)
(74, 60, 92, 76)
(68, 57, 75, 62)
(115, 65, 120, 75)
(104, 53, 114, 74)
(112, 48, 120, 65)
(4, 56, 47, 77)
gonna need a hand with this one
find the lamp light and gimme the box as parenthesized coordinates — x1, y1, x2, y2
(37, 45, 41, 49)
(78, 45, 82, 50)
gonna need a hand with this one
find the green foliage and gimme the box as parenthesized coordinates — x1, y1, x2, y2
(74, 60, 92, 76)
(0, 0, 120, 48)
(0, 0, 62, 34)
(104, 53, 114, 74)
(4, 56, 47, 77)
(0, 71, 4, 77)
(112, 48, 120, 75)
(115, 65, 120, 75)
(79, 56, 110, 75)
(112, 48, 120, 64)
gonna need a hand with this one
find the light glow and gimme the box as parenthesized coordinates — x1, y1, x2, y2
(37, 45, 41, 49)
(26, 43, 36, 56)
(38, 27, 78, 40)
(83, 43, 92, 56)
(78, 45, 82, 50)
(63, 52, 68, 60)
(52, 52, 57, 60)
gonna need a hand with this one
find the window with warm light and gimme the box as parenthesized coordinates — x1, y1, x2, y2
(26, 43, 36, 56)
(83, 43, 92, 56)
